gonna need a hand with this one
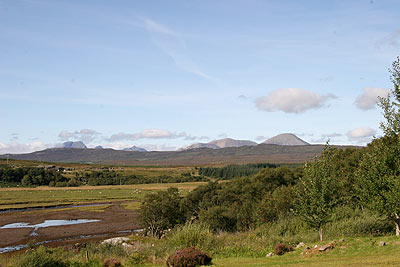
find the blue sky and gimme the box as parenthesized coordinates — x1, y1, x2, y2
(1, 0, 399, 153)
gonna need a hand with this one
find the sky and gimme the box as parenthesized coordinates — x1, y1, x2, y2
(1, 0, 400, 153)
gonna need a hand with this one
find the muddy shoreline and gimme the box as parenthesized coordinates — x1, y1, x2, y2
(0, 201, 140, 253)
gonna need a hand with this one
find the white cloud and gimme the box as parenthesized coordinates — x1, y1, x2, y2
(107, 129, 196, 142)
(347, 127, 376, 143)
(355, 87, 390, 110)
(255, 88, 336, 113)
(58, 129, 100, 144)
(96, 141, 177, 151)
(0, 141, 52, 154)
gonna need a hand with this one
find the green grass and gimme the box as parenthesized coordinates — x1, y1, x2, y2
(212, 236, 400, 266)
(0, 182, 206, 210)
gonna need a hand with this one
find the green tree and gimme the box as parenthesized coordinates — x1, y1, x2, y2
(356, 56, 400, 235)
(294, 146, 338, 241)
(139, 187, 185, 238)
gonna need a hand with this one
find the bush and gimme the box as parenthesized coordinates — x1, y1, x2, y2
(127, 252, 147, 265)
(324, 208, 394, 237)
(15, 246, 67, 267)
(167, 222, 219, 252)
(275, 243, 292, 256)
(139, 188, 185, 238)
(166, 247, 212, 267)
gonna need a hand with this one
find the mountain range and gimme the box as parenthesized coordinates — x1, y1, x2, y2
(0, 133, 360, 166)
(182, 133, 307, 150)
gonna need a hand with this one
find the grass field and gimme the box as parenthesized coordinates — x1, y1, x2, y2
(212, 236, 400, 266)
(0, 182, 206, 210)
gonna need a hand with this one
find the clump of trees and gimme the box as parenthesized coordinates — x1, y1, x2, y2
(0, 167, 208, 187)
(198, 163, 278, 180)
(0, 167, 68, 187)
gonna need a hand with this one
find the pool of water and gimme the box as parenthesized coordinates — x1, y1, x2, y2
(0, 219, 100, 229)
(0, 229, 143, 253)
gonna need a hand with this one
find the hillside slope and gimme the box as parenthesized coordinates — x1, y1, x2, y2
(0, 144, 360, 166)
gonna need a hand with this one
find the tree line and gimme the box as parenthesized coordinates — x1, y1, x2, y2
(0, 167, 208, 187)
(198, 163, 279, 180)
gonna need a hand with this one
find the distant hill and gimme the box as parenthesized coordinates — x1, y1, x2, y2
(59, 141, 87, 149)
(183, 143, 220, 150)
(122, 146, 147, 152)
(0, 143, 362, 166)
(263, 133, 309, 146)
(183, 138, 257, 150)
(209, 138, 257, 148)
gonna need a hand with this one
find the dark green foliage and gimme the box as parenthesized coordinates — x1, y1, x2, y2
(183, 166, 302, 232)
(140, 188, 186, 238)
(0, 166, 68, 187)
(294, 146, 339, 241)
(198, 163, 278, 180)
(356, 135, 400, 235)
(166, 247, 212, 267)
(356, 56, 400, 236)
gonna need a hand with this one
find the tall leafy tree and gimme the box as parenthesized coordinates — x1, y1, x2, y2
(294, 146, 338, 241)
(356, 56, 400, 235)
(139, 188, 185, 238)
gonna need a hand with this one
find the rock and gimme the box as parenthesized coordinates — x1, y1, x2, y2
(379, 241, 386, 247)
(319, 242, 335, 252)
(266, 252, 274, 257)
(296, 242, 305, 249)
(102, 237, 130, 245)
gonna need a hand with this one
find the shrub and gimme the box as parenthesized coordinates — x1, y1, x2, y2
(127, 252, 147, 265)
(166, 247, 212, 267)
(103, 258, 121, 267)
(275, 243, 292, 256)
(15, 246, 67, 267)
(139, 188, 185, 238)
(84, 242, 128, 258)
(324, 208, 394, 237)
(167, 222, 219, 252)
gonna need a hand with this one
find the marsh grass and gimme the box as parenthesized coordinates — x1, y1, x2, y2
(0, 183, 204, 210)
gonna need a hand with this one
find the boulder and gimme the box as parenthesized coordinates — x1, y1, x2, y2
(102, 237, 130, 245)
(296, 242, 306, 249)
(319, 242, 335, 252)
